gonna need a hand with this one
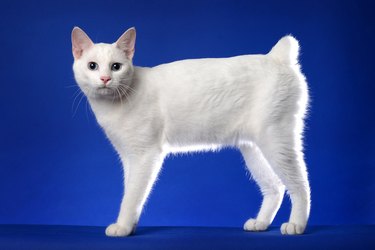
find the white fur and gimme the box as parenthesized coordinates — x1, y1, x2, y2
(71, 27, 311, 237)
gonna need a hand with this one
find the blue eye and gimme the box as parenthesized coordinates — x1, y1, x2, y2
(111, 63, 122, 71)
(88, 62, 98, 70)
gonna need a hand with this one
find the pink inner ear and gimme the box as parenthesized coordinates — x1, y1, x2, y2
(116, 28, 136, 60)
(72, 47, 83, 59)
(72, 27, 94, 59)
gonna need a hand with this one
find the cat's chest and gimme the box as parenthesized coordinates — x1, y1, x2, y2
(90, 103, 129, 138)
(95, 111, 131, 151)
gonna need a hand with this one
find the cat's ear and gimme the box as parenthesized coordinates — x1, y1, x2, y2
(71, 27, 94, 59)
(115, 27, 136, 60)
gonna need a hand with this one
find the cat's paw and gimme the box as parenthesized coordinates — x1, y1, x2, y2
(105, 223, 133, 237)
(280, 222, 305, 235)
(243, 218, 269, 232)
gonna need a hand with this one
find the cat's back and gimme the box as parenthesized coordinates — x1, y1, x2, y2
(145, 53, 280, 100)
(148, 35, 302, 86)
(151, 54, 271, 78)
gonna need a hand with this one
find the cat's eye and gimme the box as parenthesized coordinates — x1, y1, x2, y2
(88, 62, 98, 70)
(111, 63, 122, 71)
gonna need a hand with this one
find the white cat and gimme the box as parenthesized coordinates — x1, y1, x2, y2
(71, 27, 310, 236)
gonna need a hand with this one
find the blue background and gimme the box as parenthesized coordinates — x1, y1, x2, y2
(0, 0, 374, 228)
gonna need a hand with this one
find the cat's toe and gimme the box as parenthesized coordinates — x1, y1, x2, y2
(243, 218, 268, 232)
(280, 222, 305, 235)
(105, 223, 132, 237)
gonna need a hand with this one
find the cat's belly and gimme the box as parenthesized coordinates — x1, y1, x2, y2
(162, 113, 257, 150)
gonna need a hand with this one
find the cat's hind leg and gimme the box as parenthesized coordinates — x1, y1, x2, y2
(240, 143, 285, 232)
(256, 125, 311, 235)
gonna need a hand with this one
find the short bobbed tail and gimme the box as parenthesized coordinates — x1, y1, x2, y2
(268, 35, 300, 65)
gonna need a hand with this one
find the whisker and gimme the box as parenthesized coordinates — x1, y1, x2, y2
(72, 89, 83, 114)
(73, 91, 86, 118)
(65, 85, 80, 89)
(117, 85, 127, 98)
(122, 84, 137, 95)
(111, 88, 116, 104)
(85, 96, 90, 121)
(116, 88, 124, 107)
(118, 85, 133, 108)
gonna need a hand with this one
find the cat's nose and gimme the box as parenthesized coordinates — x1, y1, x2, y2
(100, 76, 111, 84)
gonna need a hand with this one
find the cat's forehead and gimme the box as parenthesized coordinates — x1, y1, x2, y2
(84, 43, 125, 62)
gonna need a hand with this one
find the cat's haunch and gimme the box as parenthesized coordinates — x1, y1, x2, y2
(72, 27, 310, 236)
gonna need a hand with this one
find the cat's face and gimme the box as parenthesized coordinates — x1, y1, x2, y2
(72, 27, 136, 99)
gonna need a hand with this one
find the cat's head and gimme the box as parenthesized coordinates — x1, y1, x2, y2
(71, 27, 136, 99)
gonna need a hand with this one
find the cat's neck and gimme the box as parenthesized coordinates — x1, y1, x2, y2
(87, 94, 121, 114)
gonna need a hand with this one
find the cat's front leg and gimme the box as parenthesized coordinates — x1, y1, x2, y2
(105, 147, 164, 237)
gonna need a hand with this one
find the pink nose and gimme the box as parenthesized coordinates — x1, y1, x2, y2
(100, 76, 111, 84)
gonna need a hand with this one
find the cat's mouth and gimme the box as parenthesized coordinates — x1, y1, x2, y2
(96, 87, 114, 95)
(92, 85, 129, 100)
